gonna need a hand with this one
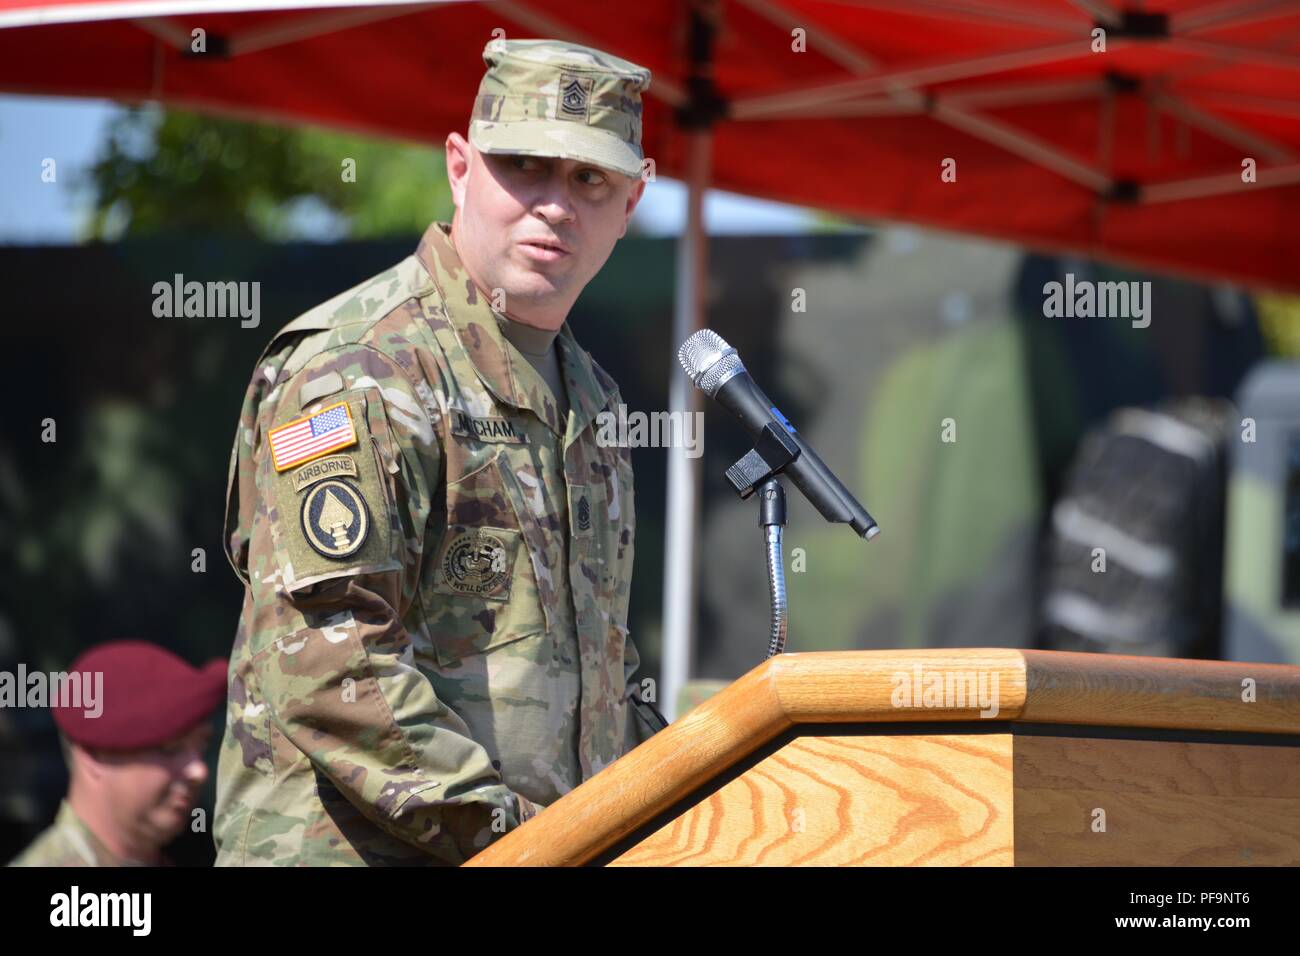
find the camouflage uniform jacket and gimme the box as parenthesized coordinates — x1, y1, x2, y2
(213, 221, 662, 867)
(8, 801, 151, 867)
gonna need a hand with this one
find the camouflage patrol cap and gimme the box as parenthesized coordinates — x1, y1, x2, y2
(469, 38, 652, 179)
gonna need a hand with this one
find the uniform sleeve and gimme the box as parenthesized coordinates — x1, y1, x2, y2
(621, 627, 668, 753)
(243, 345, 540, 862)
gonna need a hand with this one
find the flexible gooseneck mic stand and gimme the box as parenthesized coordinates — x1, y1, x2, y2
(724, 422, 799, 657)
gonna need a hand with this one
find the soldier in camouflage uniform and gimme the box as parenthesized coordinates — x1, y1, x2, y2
(10, 801, 139, 867)
(213, 38, 666, 866)
(10, 641, 224, 867)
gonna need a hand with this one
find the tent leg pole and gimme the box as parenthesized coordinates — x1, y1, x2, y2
(660, 129, 711, 722)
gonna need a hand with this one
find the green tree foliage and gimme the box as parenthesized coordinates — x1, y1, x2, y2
(84, 107, 453, 240)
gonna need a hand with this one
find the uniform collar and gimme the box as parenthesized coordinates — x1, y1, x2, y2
(55, 800, 149, 867)
(415, 221, 617, 446)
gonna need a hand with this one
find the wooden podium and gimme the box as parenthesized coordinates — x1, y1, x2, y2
(466, 649, 1300, 866)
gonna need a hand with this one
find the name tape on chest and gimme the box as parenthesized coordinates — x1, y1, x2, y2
(450, 410, 527, 444)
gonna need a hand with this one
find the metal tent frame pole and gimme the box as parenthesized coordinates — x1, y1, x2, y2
(661, 129, 710, 722)
(660, 0, 721, 722)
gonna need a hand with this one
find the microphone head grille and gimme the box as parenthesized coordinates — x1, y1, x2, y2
(677, 329, 746, 397)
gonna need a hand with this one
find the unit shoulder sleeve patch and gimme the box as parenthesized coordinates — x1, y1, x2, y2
(263, 392, 398, 591)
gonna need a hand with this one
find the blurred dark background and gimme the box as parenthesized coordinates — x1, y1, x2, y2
(2, 107, 1296, 866)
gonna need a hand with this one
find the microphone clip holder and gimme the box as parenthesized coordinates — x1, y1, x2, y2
(724, 422, 798, 657)
(724, 421, 801, 499)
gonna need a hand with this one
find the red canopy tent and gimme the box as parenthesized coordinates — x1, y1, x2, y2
(2, 0, 1299, 289)
(3, 0, 1299, 712)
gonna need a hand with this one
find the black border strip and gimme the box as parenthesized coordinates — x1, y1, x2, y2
(589, 720, 1300, 866)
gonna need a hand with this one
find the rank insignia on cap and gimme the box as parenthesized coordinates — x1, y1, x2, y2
(559, 73, 592, 119)
(269, 401, 358, 472)
(300, 479, 370, 559)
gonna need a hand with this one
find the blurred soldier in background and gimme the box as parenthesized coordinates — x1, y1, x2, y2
(7, 641, 226, 866)
(214, 38, 666, 867)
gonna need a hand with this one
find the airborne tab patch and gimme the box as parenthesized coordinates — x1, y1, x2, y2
(290, 454, 357, 493)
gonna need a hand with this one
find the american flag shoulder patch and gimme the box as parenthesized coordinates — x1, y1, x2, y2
(268, 400, 359, 473)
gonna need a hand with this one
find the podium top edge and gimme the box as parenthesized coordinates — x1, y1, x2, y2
(751, 648, 1300, 736)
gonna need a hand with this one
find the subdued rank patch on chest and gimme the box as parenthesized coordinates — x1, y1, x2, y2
(299, 479, 370, 559)
(570, 484, 593, 538)
(290, 454, 358, 493)
(437, 526, 521, 600)
(450, 410, 527, 444)
(558, 72, 593, 120)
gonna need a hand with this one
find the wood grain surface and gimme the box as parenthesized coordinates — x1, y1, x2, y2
(1013, 733, 1300, 865)
(610, 734, 1015, 866)
(465, 649, 1300, 866)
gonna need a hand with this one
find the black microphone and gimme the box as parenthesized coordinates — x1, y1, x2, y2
(678, 329, 880, 540)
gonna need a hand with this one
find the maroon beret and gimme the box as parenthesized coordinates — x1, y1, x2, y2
(52, 641, 227, 751)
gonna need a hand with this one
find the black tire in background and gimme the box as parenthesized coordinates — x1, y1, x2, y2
(1040, 398, 1235, 659)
